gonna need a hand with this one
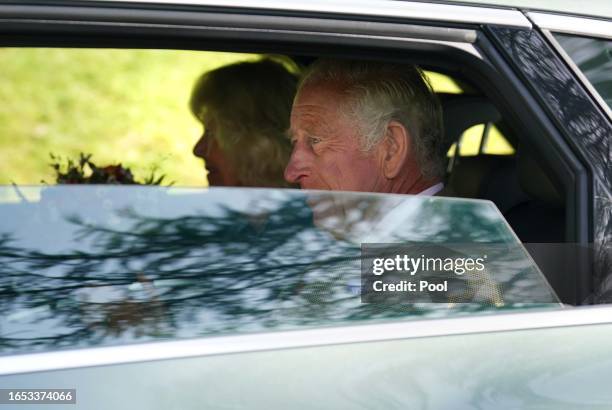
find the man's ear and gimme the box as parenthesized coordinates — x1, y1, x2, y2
(379, 120, 411, 179)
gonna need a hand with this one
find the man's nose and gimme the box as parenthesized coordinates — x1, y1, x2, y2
(284, 142, 311, 184)
(193, 135, 206, 158)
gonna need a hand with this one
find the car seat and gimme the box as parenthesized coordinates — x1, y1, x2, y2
(441, 94, 565, 243)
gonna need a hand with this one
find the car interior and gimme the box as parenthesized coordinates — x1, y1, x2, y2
(280, 54, 568, 247)
(441, 91, 565, 244)
(244, 50, 581, 305)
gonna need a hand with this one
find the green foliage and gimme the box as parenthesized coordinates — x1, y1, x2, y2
(0, 48, 258, 186)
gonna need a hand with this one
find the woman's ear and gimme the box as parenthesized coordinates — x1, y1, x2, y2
(380, 120, 411, 179)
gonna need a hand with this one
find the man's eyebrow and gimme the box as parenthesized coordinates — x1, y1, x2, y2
(285, 120, 329, 140)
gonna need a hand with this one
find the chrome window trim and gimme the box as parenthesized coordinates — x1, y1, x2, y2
(6, 305, 612, 376)
(76, 0, 532, 28)
(0, 16, 482, 58)
(417, 38, 481, 58)
(528, 12, 612, 40)
(541, 29, 612, 120)
(0, 5, 476, 43)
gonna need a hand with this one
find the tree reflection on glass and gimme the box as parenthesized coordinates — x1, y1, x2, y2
(0, 186, 553, 354)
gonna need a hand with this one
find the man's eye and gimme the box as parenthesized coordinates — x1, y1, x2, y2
(309, 136, 322, 145)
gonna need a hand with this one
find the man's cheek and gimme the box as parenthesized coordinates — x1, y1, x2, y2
(318, 159, 346, 190)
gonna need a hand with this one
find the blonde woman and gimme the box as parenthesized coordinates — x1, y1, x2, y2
(190, 58, 298, 187)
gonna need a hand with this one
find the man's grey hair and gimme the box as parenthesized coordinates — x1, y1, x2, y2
(300, 59, 445, 179)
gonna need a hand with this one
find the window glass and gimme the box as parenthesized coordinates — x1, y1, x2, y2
(0, 48, 558, 359)
(459, 124, 485, 156)
(423, 71, 464, 94)
(554, 33, 612, 110)
(0, 186, 558, 357)
(483, 125, 514, 155)
(447, 124, 515, 157)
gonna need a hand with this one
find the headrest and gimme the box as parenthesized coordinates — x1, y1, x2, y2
(448, 155, 530, 213)
(517, 152, 564, 208)
(441, 95, 501, 151)
(448, 155, 501, 198)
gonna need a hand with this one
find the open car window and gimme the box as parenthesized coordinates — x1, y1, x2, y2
(0, 43, 574, 362)
(0, 48, 261, 187)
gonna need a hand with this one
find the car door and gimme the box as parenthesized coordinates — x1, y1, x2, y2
(1, 1, 611, 408)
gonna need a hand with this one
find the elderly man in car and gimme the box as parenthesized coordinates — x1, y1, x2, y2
(284, 59, 446, 196)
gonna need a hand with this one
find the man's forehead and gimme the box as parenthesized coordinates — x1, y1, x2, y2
(290, 82, 349, 134)
(289, 105, 335, 137)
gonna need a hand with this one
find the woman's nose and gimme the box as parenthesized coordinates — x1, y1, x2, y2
(193, 134, 206, 158)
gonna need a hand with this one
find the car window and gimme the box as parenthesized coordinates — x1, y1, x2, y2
(0, 185, 558, 357)
(0, 49, 472, 187)
(447, 124, 515, 157)
(553, 33, 612, 110)
(423, 71, 464, 94)
(0, 46, 562, 358)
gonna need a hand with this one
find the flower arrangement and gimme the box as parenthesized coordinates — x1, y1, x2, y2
(49, 153, 169, 185)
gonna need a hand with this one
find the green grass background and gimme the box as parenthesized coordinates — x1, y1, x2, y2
(0, 48, 257, 186)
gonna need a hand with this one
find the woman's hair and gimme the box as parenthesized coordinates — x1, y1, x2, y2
(190, 57, 298, 187)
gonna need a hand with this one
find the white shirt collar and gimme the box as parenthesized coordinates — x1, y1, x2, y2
(417, 182, 444, 196)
